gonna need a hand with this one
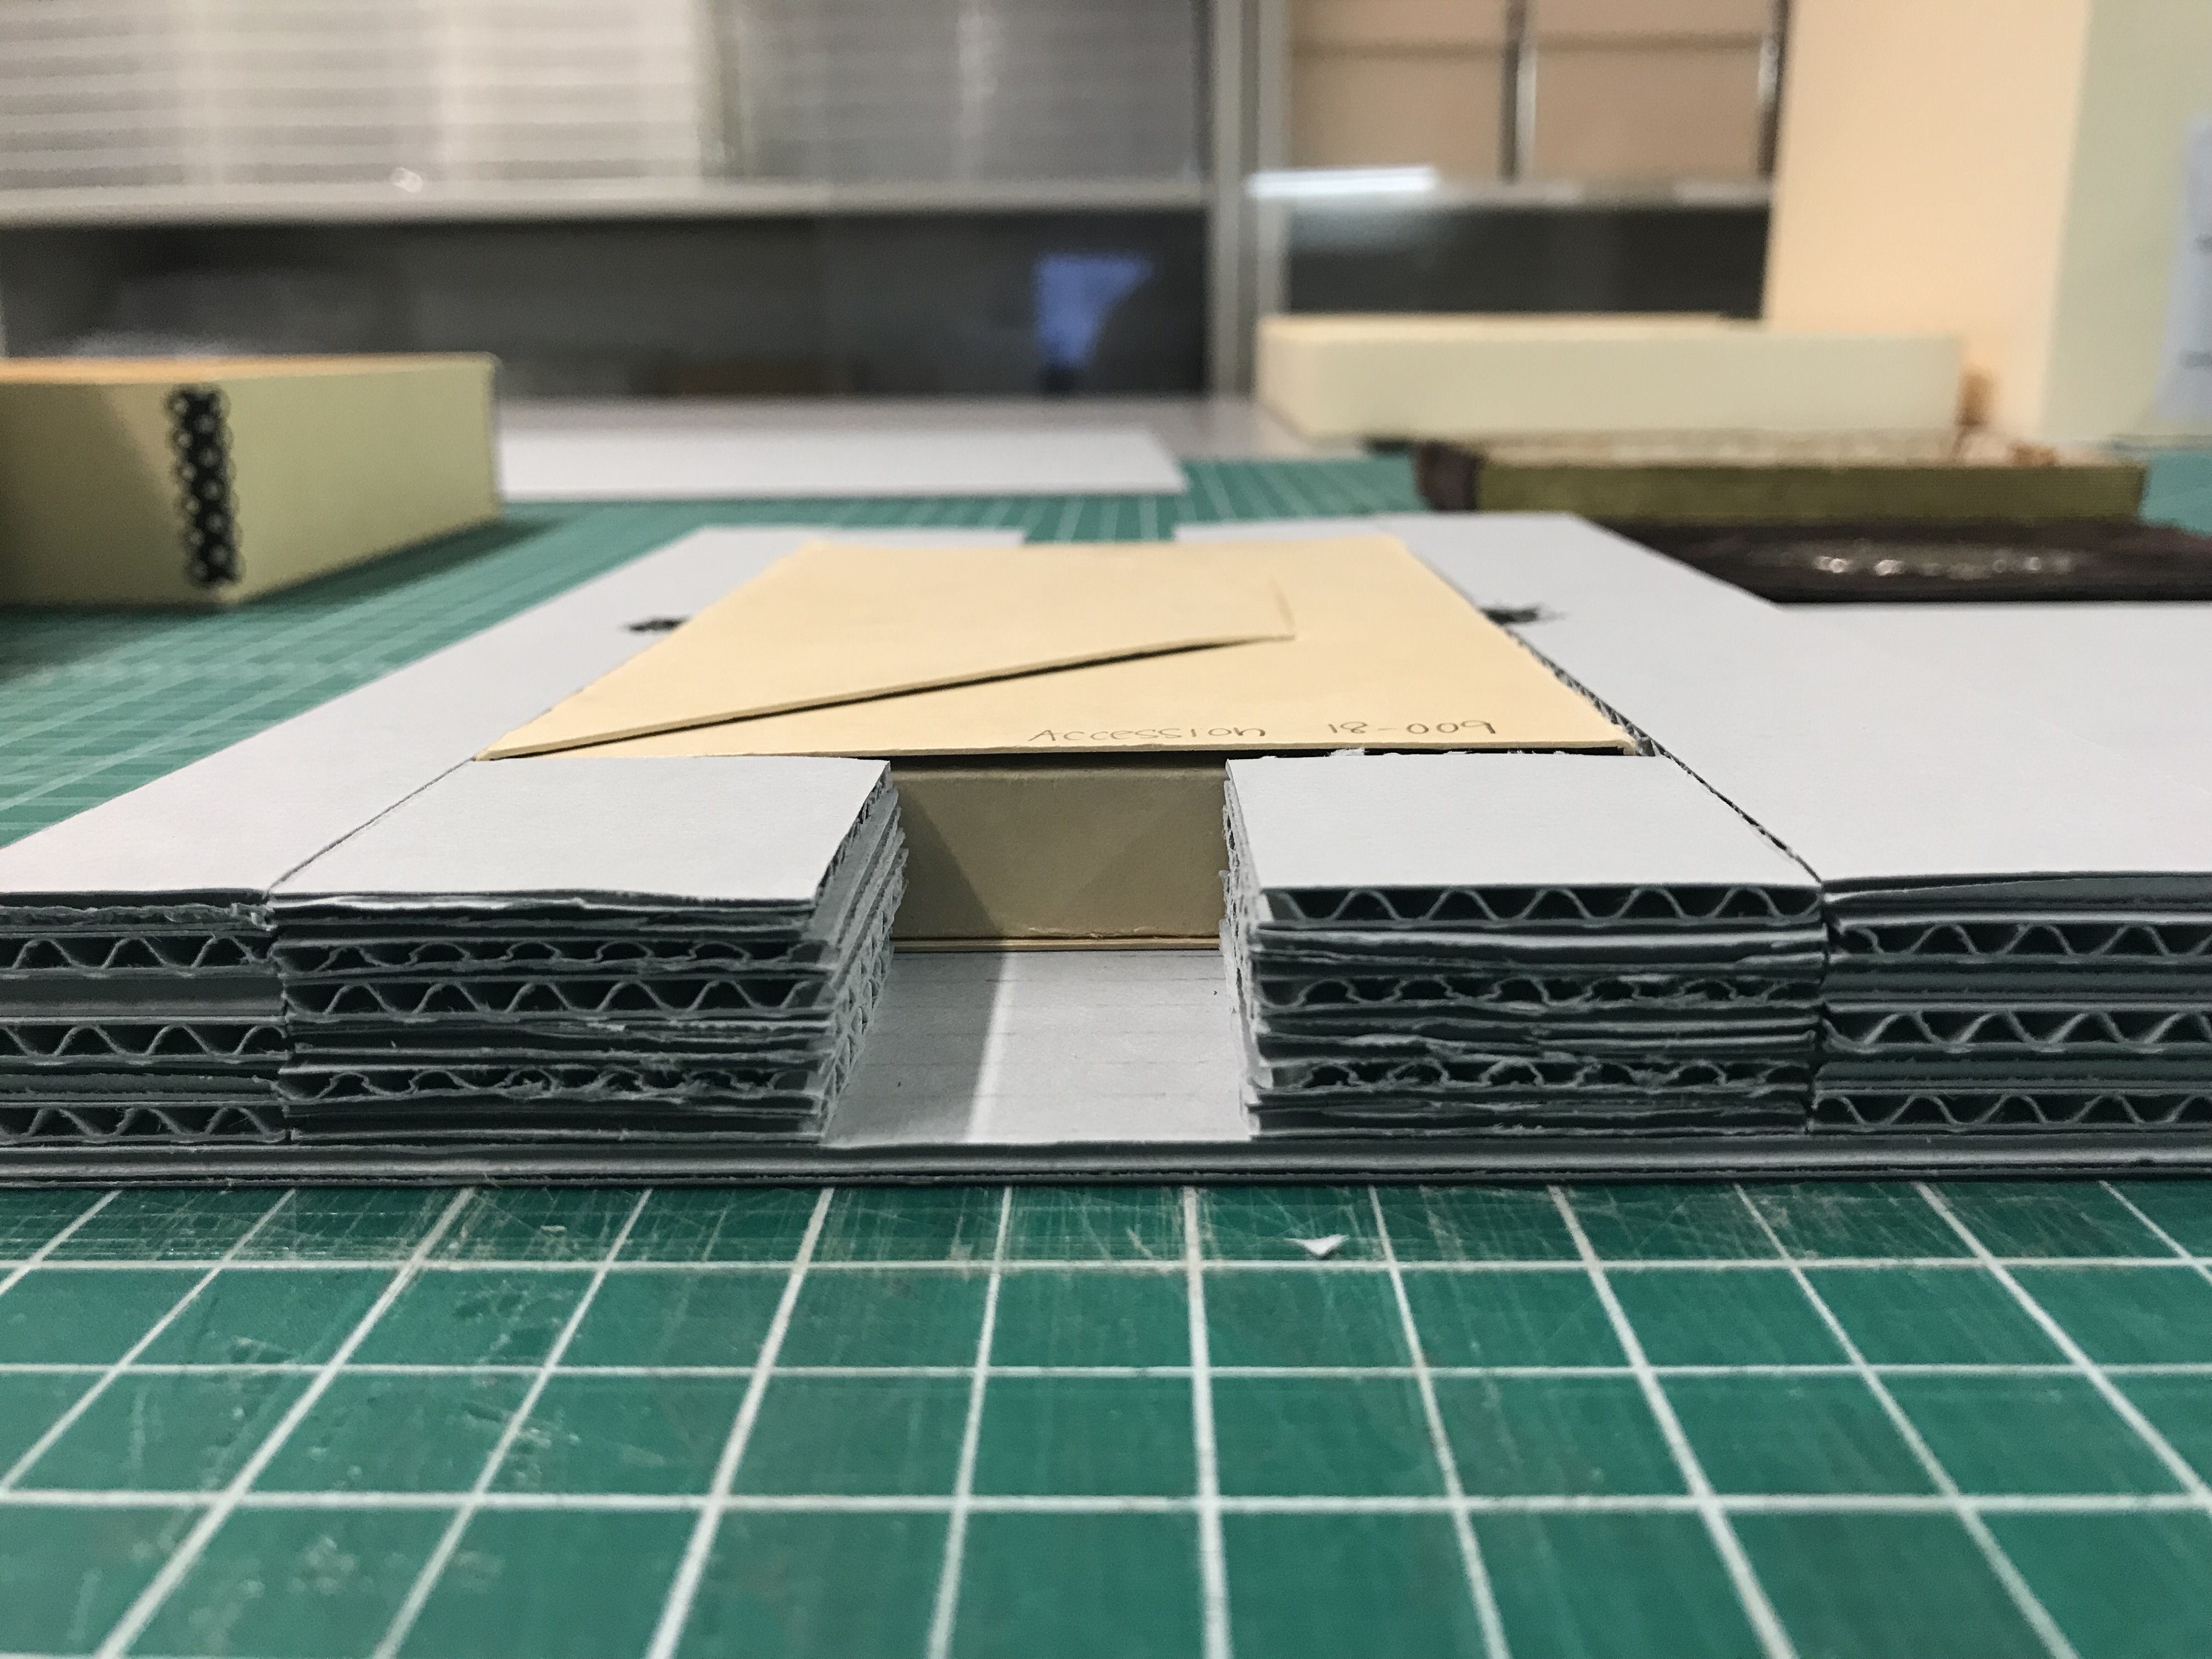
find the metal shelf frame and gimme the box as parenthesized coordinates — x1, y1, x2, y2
(0, 176, 1210, 229)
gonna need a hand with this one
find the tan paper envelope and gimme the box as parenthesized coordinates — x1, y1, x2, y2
(486, 539, 1294, 758)
(527, 535, 1632, 759)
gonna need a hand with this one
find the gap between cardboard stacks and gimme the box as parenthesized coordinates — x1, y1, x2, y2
(479, 535, 1636, 947)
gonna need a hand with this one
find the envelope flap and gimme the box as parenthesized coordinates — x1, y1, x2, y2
(484, 540, 1294, 759)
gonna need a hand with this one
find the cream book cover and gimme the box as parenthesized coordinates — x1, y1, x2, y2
(1256, 314, 1963, 441)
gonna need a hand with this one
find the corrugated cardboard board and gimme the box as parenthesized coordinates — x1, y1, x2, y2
(496, 535, 1633, 943)
(0, 356, 498, 606)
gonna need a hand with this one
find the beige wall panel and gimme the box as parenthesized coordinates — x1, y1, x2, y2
(1291, 50, 1504, 176)
(1530, 44, 1763, 179)
(1764, 0, 2091, 432)
(1765, 0, 2212, 440)
(1295, 0, 1510, 50)
(1531, 0, 1770, 43)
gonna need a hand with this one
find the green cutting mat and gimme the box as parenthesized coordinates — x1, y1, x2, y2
(0, 1180, 2208, 1659)
(5, 452, 2212, 1656)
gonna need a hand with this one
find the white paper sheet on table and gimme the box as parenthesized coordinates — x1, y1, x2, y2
(498, 426, 1185, 500)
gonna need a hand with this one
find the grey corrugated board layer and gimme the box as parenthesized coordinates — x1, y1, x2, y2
(498, 427, 1184, 501)
(0, 526, 1018, 902)
(1227, 753, 1813, 894)
(3, 942, 2211, 1176)
(1188, 515, 2212, 890)
(275, 757, 886, 909)
(12, 1135, 2212, 1179)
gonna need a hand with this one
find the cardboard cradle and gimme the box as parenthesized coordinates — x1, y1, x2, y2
(485, 536, 1634, 945)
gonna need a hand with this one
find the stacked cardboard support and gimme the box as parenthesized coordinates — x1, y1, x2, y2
(270, 757, 902, 1143)
(1381, 513, 2212, 1135)
(1223, 753, 1823, 1136)
(0, 899, 287, 1142)
(0, 528, 1003, 1155)
(1814, 883, 2212, 1133)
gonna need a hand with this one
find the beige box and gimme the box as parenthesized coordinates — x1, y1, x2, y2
(1764, 0, 2212, 442)
(1529, 42, 1765, 179)
(1257, 314, 1963, 439)
(488, 535, 1633, 943)
(1292, 51, 1505, 174)
(0, 355, 499, 606)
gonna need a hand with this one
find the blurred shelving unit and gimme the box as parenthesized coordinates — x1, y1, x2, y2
(0, 0, 1786, 395)
(1243, 0, 1786, 332)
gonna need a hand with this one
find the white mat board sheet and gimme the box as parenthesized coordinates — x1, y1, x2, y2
(274, 756, 888, 913)
(1224, 754, 1824, 1136)
(1229, 749, 1813, 895)
(499, 427, 1185, 501)
(832, 950, 1249, 1149)
(273, 758, 904, 1143)
(0, 528, 1012, 1152)
(1819, 603, 2212, 792)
